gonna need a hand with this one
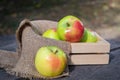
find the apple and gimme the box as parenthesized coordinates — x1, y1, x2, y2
(80, 28, 98, 42)
(35, 46, 67, 77)
(57, 15, 84, 42)
(42, 28, 60, 40)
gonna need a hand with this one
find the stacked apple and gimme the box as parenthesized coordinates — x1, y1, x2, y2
(42, 15, 98, 42)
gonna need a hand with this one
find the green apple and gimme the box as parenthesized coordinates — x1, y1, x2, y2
(42, 28, 60, 40)
(35, 46, 67, 77)
(80, 28, 98, 42)
(57, 15, 84, 42)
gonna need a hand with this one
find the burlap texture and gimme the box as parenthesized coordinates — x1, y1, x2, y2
(0, 50, 18, 70)
(0, 19, 71, 79)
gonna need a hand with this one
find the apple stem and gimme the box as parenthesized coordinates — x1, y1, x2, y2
(48, 48, 58, 54)
(54, 49, 58, 54)
(66, 22, 70, 27)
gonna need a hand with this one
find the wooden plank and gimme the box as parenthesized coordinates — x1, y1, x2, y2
(69, 53, 109, 65)
(70, 33, 110, 53)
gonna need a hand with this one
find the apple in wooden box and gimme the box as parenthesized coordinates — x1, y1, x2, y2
(42, 15, 110, 65)
(69, 33, 110, 65)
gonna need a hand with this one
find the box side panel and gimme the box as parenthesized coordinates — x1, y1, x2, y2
(69, 54, 109, 65)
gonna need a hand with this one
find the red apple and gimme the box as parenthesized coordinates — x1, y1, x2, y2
(35, 46, 67, 77)
(57, 15, 84, 42)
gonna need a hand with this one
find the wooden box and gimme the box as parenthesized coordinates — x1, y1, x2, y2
(69, 33, 110, 65)
(69, 54, 109, 65)
(70, 33, 110, 53)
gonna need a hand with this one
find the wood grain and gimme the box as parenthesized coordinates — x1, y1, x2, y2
(69, 53, 109, 65)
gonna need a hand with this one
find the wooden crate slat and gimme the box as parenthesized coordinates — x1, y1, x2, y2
(69, 53, 109, 65)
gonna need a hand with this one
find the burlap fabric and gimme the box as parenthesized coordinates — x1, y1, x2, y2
(0, 19, 71, 79)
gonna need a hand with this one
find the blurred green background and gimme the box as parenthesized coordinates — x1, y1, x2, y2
(0, 0, 120, 38)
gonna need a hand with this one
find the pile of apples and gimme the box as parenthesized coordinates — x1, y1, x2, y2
(43, 15, 98, 43)
(34, 15, 98, 78)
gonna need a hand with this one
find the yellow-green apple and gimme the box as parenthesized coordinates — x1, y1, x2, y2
(42, 28, 60, 40)
(80, 28, 98, 42)
(35, 46, 67, 77)
(57, 15, 84, 42)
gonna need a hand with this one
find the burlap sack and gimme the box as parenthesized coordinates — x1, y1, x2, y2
(0, 50, 18, 70)
(0, 19, 71, 79)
